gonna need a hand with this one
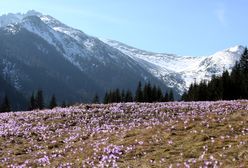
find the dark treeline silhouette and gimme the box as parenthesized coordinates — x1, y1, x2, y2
(29, 90, 45, 110)
(103, 81, 174, 104)
(29, 90, 61, 110)
(0, 95, 11, 113)
(182, 47, 248, 101)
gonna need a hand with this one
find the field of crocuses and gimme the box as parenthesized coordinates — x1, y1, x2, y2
(0, 101, 248, 167)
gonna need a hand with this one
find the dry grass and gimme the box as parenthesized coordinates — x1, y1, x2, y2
(0, 101, 247, 167)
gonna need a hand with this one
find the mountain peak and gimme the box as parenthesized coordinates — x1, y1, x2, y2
(25, 10, 42, 17)
(0, 10, 44, 28)
(225, 45, 245, 53)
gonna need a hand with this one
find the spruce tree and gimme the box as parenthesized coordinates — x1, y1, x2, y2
(103, 91, 110, 104)
(151, 85, 157, 102)
(156, 87, 163, 102)
(0, 95, 11, 112)
(198, 81, 208, 101)
(29, 93, 36, 110)
(168, 89, 174, 101)
(36, 90, 44, 110)
(135, 81, 143, 102)
(92, 94, 100, 104)
(49, 95, 57, 109)
(240, 47, 248, 73)
(125, 90, 133, 102)
(164, 92, 169, 102)
(115, 89, 121, 103)
(121, 90, 125, 102)
(222, 70, 231, 100)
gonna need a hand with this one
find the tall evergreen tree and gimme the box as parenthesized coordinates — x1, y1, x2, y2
(125, 90, 133, 102)
(182, 48, 248, 101)
(151, 85, 157, 102)
(222, 70, 231, 100)
(156, 87, 163, 102)
(92, 94, 100, 104)
(121, 90, 126, 102)
(168, 89, 174, 101)
(103, 91, 110, 104)
(164, 92, 169, 102)
(115, 89, 121, 103)
(0, 95, 11, 112)
(143, 82, 152, 102)
(240, 47, 248, 73)
(29, 92, 36, 110)
(135, 81, 143, 102)
(36, 90, 44, 110)
(49, 94, 57, 109)
(198, 80, 208, 101)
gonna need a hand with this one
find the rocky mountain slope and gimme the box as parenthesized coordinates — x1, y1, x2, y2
(0, 10, 245, 106)
(102, 39, 244, 94)
(0, 11, 167, 105)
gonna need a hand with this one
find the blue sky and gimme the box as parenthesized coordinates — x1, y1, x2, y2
(0, 0, 247, 56)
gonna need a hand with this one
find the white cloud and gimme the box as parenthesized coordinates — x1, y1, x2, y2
(215, 7, 227, 26)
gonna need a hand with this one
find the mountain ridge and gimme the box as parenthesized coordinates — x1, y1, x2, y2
(101, 39, 244, 93)
(0, 10, 245, 103)
(0, 10, 169, 107)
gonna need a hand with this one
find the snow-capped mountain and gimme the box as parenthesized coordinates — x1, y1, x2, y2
(0, 10, 245, 103)
(0, 10, 167, 104)
(102, 39, 244, 94)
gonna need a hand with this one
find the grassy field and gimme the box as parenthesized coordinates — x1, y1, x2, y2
(0, 101, 248, 167)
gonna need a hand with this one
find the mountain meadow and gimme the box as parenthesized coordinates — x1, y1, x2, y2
(1, 101, 248, 167)
(0, 10, 248, 168)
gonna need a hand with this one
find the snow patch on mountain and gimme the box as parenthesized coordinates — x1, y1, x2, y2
(0, 10, 245, 95)
(102, 39, 244, 93)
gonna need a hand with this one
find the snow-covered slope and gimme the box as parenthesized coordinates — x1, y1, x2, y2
(0, 10, 166, 101)
(102, 39, 244, 93)
(0, 10, 245, 95)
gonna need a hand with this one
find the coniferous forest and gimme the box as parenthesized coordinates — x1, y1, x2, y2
(182, 47, 248, 101)
(103, 81, 174, 104)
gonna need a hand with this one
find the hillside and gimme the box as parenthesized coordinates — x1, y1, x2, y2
(0, 11, 166, 104)
(0, 101, 247, 167)
(102, 39, 244, 94)
(0, 11, 244, 105)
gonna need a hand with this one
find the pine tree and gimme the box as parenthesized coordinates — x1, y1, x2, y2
(36, 90, 44, 110)
(143, 82, 152, 102)
(151, 85, 157, 102)
(115, 89, 121, 103)
(103, 91, 110, 104)
(0, 95, 11, 112)
(92, 94, 100, 104)
(29, 92, 36, 110)
(49, 95, 57, 109)
(240, 47, 248, 73)
(135, 81, 143, 102)
(125, 90, 133, 102)
(121, 90, 125, 102)
(168, 89, 174, 101)
(181, 92, 188, 101)
(163, 92, 169, 102)
(222, 70, 231, 100)
(198, 80, 208, 101)
(156, 87, 163, 102)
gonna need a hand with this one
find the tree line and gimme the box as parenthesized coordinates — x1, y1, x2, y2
(28, 90, 61, 110)
(0, 95, 11, 112)
(102, 81, 174, 104)
(182, 47, 248, 101)
(0, 90, 63, 113)
(1, 82, 175, 112)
